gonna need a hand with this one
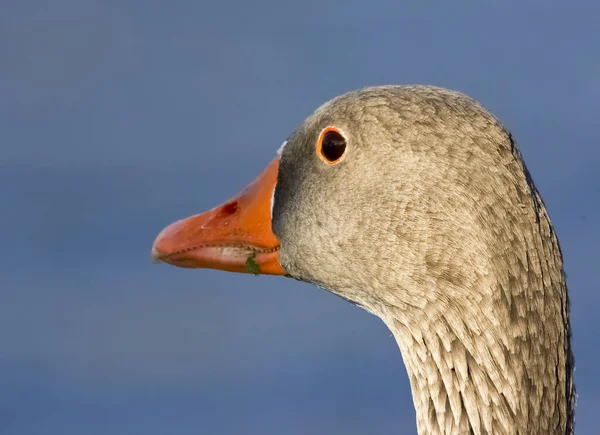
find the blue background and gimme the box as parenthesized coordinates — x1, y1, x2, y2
(1, 1, 598, 433)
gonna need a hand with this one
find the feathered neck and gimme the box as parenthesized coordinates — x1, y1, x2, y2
(380, 195, 575, 434)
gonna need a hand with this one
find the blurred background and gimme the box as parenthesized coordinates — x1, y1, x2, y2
(1, 1, 598, 434)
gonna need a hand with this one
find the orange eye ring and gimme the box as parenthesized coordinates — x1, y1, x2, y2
(316, 126, 348, 165)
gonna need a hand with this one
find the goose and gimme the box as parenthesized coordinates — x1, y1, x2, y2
(151, 85, 575, 434)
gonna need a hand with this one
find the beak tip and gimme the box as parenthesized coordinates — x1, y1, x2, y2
(151, 245, 163, 264)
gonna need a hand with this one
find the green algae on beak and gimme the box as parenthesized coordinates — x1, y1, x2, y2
(245, 253, 260, 275)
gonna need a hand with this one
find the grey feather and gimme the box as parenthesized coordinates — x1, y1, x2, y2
(272, 86, 575, 434)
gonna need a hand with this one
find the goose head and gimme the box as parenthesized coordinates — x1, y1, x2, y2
(152, 86, 574, 434)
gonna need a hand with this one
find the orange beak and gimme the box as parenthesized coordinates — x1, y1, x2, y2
(151, 157, 285, 275)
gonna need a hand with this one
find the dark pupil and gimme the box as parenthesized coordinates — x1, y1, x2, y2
(321, 131, 346, 162)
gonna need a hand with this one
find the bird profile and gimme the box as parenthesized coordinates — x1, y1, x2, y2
(153, 85, 575, 434)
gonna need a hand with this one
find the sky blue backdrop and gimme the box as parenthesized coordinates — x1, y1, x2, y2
(1, 1, 598, 434)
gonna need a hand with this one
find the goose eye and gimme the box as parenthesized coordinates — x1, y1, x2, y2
(317, 127, 347, 164)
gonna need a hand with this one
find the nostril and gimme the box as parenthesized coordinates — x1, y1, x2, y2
(217, 201, 239, 218)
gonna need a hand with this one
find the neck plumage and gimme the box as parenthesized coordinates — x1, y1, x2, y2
(389, 309, 572, 434)
(383, 207, 575, 435)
